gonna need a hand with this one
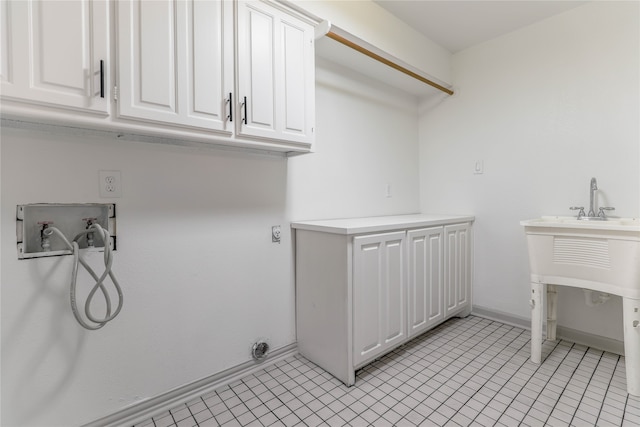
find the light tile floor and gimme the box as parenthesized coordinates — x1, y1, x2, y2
(133, 316, 639, 426)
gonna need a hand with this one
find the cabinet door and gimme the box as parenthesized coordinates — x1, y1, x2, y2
(236, 0, 314, 145)
(1, 0, 109, 114)
(353, 231, 406, 367)
(117, 0, 231, 131)
(408, 227, 444, 337)
(444, 223, 472, 318)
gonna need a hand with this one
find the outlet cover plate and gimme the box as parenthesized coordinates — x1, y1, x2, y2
(99, 170, 122, 198)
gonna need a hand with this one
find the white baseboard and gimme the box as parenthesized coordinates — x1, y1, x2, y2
(471, 305, 530, 329)
(83, 343, 298, 427)
(555, 325, 624, 356)
(472, 305, 624, 356)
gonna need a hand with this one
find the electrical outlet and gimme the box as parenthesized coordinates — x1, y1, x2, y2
(99, 170, 122, 198)
(272, 225, 281, 243)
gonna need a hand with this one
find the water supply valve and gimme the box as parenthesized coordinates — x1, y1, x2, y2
(16, 204, 116, 259)
(38, 221, 54, 251)
(83, 217, 98, 247)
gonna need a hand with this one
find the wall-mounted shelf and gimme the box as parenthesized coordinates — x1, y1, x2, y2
(315, 21, 454, 99)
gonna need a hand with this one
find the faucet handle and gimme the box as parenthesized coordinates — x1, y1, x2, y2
(570, 206, 585, 218)
(598, 207, 615, 218)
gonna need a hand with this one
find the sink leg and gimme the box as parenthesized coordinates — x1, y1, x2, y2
(531, 282, 545, 364)
(547, 285, 557, 341)
(623, 297, 640, 396)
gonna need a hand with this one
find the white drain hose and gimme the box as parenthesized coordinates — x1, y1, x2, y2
(44, 224, 123, 330)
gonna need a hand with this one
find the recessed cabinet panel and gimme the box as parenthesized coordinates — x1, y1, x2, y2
(36, 1, 86, 95)
(237, 1, 276, 135)
(1, 0, 109, 113)
(282, 21, 306, 134)
(408, 227, 443, 338)
(444, 223, 472, 317)
(385, 238, 405, 344)
(356, 241, 383, 358)
(248, 9, 276, 128)
(139, 1, 175, 110)
(118, 0, 177, 119)
(457, 227, 471, 307)
(189, 0, 225, 121)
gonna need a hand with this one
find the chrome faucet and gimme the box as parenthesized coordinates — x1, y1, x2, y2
(588, 177, 598, 217)
(570, 177, 615, 220)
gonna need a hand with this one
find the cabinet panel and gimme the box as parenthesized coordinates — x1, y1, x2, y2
(237, 1, 276, 135)
(353, 232, 406, 367)
(237, 0, 314, 145)
(408, 227, 443, 337)
(356, 240, 383, 358)
(281, 19, 308, 137)
(118, 0, 177, 119)
(189, 0, 227, 123)
(117, 0, 230, 131)
(385, 238, 405, 343)
(139, 1, 175, 109)
(1, 0, 109, 113)
(444, 223, 472, 317)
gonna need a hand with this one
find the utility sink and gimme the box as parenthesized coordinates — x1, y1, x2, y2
(521, 216, 640, 396)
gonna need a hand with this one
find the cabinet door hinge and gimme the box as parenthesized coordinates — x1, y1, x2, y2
(112, 86, 119, 102)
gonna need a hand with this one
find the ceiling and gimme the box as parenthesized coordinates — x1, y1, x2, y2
(373, 1, 587, 53)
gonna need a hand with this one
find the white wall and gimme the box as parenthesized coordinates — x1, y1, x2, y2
(1, 130, 294, 426)
(419, 2, 639, 342)
(288, 57, 420, 220)
(0, 57, 420, 426)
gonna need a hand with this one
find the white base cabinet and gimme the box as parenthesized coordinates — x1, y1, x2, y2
(293, 214, 474, 386)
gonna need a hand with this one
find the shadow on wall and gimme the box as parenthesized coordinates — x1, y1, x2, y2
(4, 255, 87, 424)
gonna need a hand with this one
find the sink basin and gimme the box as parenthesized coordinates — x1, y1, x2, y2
(521, 216, 640, 298)
(521, 216, 640, 230)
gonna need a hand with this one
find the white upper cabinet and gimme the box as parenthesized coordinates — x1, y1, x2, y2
(117, 0, 232, 132)
(236, 0, 315, 145)
(1, 0, 110, 114)
(1, 0, 315, 153)
(117, 0, 314, 147)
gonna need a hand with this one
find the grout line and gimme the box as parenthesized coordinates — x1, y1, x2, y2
(593, 353, 621, 425)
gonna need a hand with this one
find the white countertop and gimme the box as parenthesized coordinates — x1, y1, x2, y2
(291, 213, 475, 235)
